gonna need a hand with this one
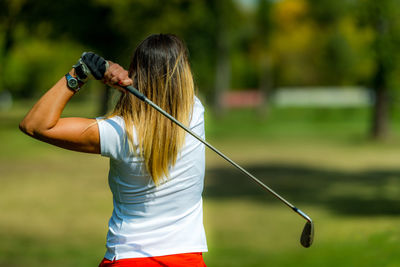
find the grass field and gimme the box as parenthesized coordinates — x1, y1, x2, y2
(1, 99, 400, 266)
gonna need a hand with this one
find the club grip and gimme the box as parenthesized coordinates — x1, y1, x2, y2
(124, 85, 146, 101)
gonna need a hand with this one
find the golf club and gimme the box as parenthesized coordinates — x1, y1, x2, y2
(122, 84, 314, 248)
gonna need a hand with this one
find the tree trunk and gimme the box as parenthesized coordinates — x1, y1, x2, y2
(0, 5, 18, 93)
(371, 62, 389, 139)
(370, 8, 391, 140)
(258, 55, 273, 117)
(213, 34, 230, 116)
(212, 0, 231, 117)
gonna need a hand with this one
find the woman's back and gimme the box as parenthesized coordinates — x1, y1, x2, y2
(98, 96, 207, 260)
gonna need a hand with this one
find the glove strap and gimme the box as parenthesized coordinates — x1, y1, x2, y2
(72, 58, 92, 83)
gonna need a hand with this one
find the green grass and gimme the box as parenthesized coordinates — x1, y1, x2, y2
(2, 101, 400, 266)
(206, 106, 400, 142)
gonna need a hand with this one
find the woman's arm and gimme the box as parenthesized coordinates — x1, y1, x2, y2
(19, 69, 101, 153)
(19, 59, 132, 154)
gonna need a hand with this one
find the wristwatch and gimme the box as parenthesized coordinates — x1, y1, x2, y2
(65, 73, 82, 92)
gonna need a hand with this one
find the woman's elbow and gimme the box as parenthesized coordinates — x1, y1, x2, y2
(19, 120, 32, 136)
(19, 119, 39, 137)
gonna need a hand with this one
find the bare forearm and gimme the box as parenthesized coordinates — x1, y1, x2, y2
(19, 70, 76, 136)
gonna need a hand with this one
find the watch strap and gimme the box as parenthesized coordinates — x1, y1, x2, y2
(73, 59, 91, 83)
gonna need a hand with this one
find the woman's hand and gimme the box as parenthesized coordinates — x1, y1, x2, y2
(102, 61, 133, 92)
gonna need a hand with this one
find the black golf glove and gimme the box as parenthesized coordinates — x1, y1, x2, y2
(73, 52, 109, 82)
(81, 52, 108, 80)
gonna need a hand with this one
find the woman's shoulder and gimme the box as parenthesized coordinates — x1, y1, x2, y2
(97, 115, 124, 126)
(96, 115, 126, 136)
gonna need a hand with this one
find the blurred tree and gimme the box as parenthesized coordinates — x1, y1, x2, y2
(106, 0, 240, 113)
(0, 0, 124, 111)
(2, 0, 221, 112)
(0, 0, 26, 96)
(0, 0, 20, 59)
(270, 0, 319, 86)
(307, 0, 372, 85)
(253, 0, 274, 115)
(213, 0, 239, 115)
(268, 0, 375, 88)
(234, 0, 274, 116)
(1, 0, 227, 112)
(95, 0, 226, 108)
(357, 0, 400, 139)
(5, 0, 399, 142)
(20, 0, 124, 113)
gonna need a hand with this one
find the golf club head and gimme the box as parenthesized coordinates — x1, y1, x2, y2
(300, 221, 314, 248)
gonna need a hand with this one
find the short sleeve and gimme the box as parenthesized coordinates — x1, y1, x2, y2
(190, 97, 205, 139)
(96, 116, 127, 159)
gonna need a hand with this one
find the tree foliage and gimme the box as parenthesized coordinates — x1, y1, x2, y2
(1, 0, 400, 138)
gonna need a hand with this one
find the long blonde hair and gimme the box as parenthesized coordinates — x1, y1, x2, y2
(111, 34, 195, 185)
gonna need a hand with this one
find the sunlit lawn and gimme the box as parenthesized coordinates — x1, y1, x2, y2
(2, 99, 400, 266)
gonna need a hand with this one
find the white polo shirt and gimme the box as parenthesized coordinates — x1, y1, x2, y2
(97, 96, 207, 260)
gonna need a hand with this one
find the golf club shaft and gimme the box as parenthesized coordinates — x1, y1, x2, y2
(123, 85, 312, 223)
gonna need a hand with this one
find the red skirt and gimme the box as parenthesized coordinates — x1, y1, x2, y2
(99, 253, 207, 267)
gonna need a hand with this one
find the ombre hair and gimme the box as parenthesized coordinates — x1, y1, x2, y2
(111, 34, 195, 185)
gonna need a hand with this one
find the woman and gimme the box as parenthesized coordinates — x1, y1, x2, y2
(19, 34, 207, 266)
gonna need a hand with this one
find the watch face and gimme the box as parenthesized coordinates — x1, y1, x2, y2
(65, 73, 80, 91)
(68, 78, 78, 89)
